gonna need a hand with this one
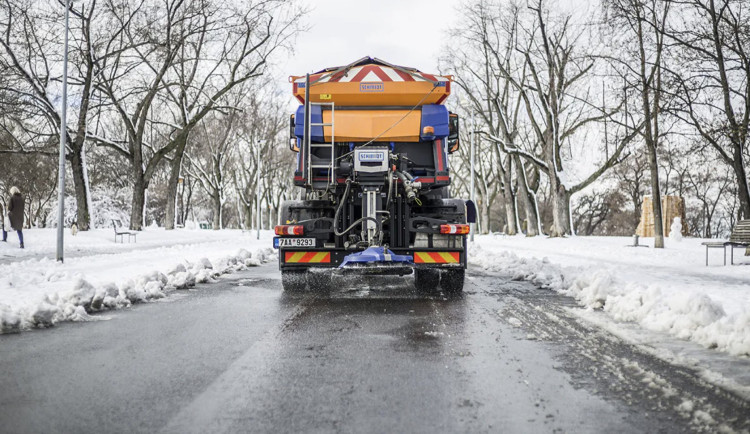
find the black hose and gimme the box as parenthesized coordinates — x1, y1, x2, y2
(385, 170, 394, 210)
(340, 216, 381, 238)
(396, 171, 417, 203)
(333, 180, 352, 236)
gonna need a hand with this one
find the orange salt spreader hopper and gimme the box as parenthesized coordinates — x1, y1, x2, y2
(290, 57, 453, 142)
(290, 56, 453, 107)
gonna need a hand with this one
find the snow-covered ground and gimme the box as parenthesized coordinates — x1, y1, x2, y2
(0, 228, 276, 332)
(470, 234, 750, 358)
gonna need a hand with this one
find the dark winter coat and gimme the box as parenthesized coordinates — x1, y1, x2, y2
(8, 193, 24, 231)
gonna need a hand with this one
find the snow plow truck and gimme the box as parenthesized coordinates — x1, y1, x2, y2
(275, 57, 475, 293)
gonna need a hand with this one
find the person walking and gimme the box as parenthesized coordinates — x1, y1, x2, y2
(2, 186, 24, 248)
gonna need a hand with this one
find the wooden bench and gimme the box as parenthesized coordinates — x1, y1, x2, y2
(702, 220, 750, 265)
(112, 219, 138, 243)
(726, 220, 750, 264)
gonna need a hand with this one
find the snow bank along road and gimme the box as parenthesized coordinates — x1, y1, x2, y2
(1, 263, 748, 433)
(0, 229, 273, 332)
(471, 235, 750, 359)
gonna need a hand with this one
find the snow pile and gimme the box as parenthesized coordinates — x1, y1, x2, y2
(470, 236, 750, 357)
(0, 229, 275, 332)
(565, 271, 748, 356)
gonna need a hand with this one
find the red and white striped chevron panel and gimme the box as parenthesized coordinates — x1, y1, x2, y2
(294, 65, 449, 84)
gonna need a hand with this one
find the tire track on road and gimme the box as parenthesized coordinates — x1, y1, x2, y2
(475, 269, 750, 433)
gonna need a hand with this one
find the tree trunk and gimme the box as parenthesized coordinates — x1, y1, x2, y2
(731, 147, 750, 219)
(130, 170, 146, 231)
(636, 9, 665, 248)
(502, 191, 517, 235)
(647, 142, 664, 247)
(514, 155, 539, 236)
(69, 147, 91, 231)
(177, 192, 184, 227)
(501, 158, 517, 235)
(480, 201, 491, 234)
(631, 188, 641, 233)
(165, 135, 188, 230)
(183, 177, 194, 225)
(541, 121, 570, 237)
(244, 204, 253, 229)
(212, 192, 222, 230)
(548, 173, 571, 237)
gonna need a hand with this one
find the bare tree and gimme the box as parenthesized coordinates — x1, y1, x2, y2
(664, 0, 750, 220)
(495, 0, 633, 236)
(232, 91, 289, 230)
(685, 149, 732, 237)
(90, 0, 300, 230)
(0, 0, 102, 230)
(159, 1, 303, 229)
(88, 0, 198, 230)
(573, 189, 620, 235)
(185, 111, 239, 229)
(612, 148, 649, 231)
(604, 0, 672, 247)
(0, 151, 58, 227)
(443, 0, 541, 235)
(447, 117, 503, 234)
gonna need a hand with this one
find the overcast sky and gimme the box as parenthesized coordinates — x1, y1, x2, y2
(275, 0, 589, 108)
(277, 0, 458, 106)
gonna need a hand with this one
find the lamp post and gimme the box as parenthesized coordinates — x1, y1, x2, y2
(56, 0, 71, 262)
(470, 114, 476, 242)
(256, 140, 265, 240)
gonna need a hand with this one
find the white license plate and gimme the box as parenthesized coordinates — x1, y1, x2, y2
(279, 238, 316, 248)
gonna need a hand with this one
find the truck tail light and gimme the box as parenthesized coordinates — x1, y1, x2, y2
(440, 224, 470, 235)
(275, 225, 304, 236)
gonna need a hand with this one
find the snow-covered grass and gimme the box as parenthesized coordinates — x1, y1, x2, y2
(0, 226, 258, 262)
(0, 228, 276, 332)
(470, 234, 750, 357)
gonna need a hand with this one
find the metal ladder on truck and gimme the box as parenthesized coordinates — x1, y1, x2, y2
(305, 101, 336, 191)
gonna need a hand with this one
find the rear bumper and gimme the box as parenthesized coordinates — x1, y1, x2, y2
(278, 247, 467, 270)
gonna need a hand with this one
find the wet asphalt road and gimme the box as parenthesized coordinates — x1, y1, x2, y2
(1, 263, 748, 434)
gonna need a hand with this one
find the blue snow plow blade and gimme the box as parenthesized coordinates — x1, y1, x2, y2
(339, 247, 414, 268)
(338, 247, 414, 275)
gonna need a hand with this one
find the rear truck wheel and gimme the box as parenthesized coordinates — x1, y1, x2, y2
(414, 268, 440, 292)
(440, 268, 465, 294)
(281, 269, 307, 292)
(307, 269, 333, 291)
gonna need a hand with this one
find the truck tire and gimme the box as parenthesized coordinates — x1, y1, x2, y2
(281, 269, 307, 292)
(414, 268, 440, 292)
(440, 269, 465, 294)
(307, 270, 333, 292)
